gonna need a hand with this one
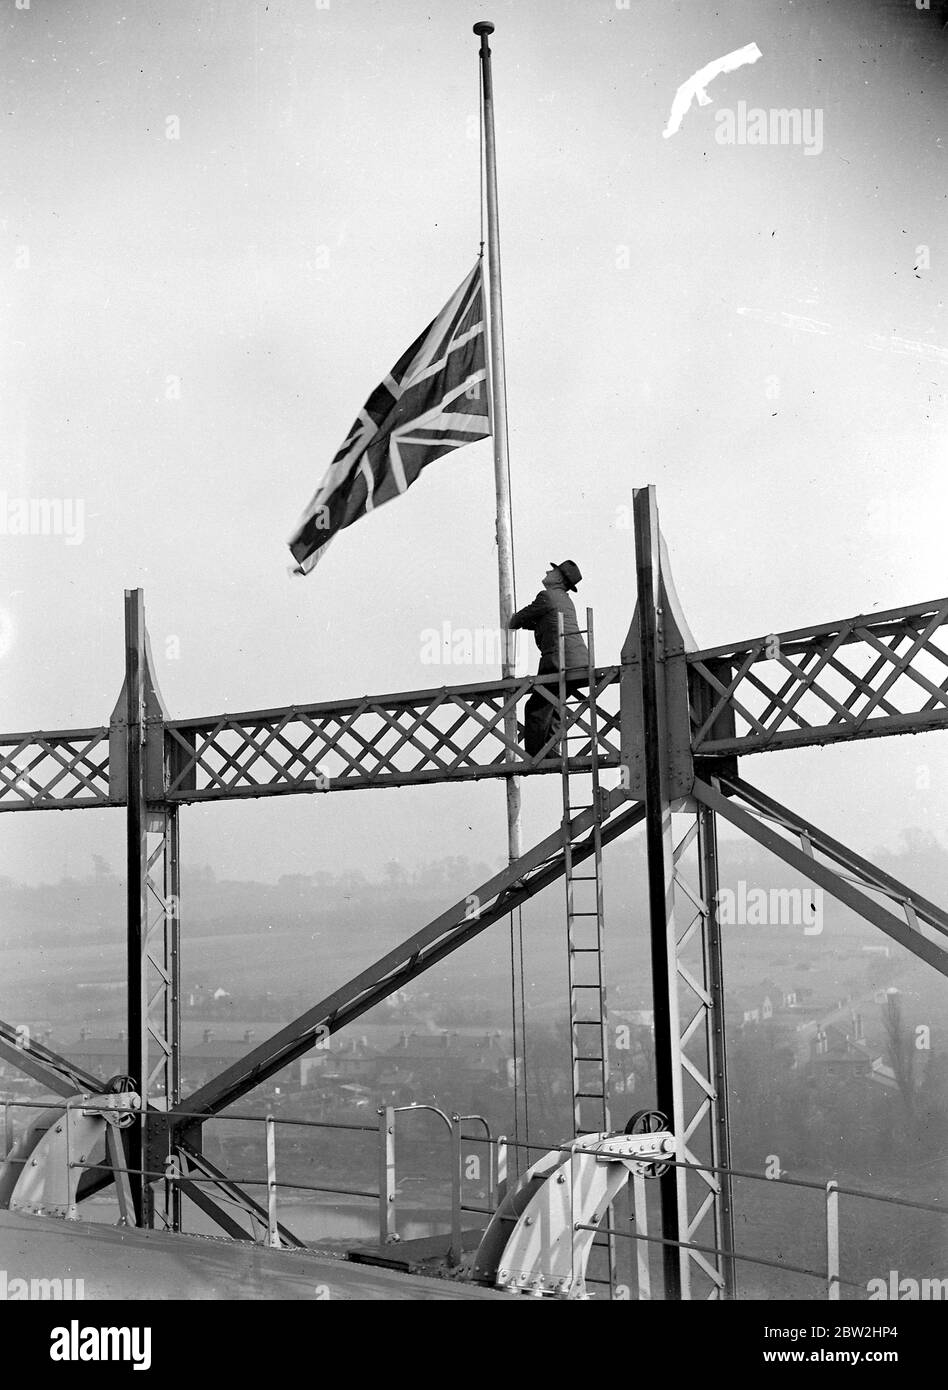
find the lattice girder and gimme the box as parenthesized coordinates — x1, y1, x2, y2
(689, 597, 948, 757)
(0, 728, 110, 810)
(2, 596, 946, 811)
(163, 670, 622, 802)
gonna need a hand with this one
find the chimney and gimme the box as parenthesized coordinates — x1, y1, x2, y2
(203, 1029, 213, 1045)
(118, 1028, 126, 1042)
(243, 1029, 255, 1044)
(79, 1027, 87, 1042)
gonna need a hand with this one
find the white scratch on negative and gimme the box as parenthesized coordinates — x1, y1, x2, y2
(737, 306, 833, 336)
(736, 305, 948, 364)
(867, 334, 948, 364)
(663, 42, 763, 139)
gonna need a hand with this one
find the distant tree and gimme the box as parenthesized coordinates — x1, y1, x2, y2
(523, 1022, 571, 1145)
(913, 1048, 948, 1153)
(277, 873, 313, 895)
(883, 991, 915, 1120)
(384, 861, 406, 888)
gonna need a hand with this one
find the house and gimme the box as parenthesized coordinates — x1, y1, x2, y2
(808, 1025, 880, 1082)
(868, 1058, 899, 1089)
(299, 1033, 377, 1086)
(64, 1028, 273, 1095)
(729, 987, 777, 1026)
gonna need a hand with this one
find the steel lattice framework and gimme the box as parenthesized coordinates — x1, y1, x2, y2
(688, 597, 948, 757)
(4, 601, 947, 812)
(2, 485, 946, 1297)
(0, 728, 110, 810)
(163, 667, 622, 801)
(0, 677, 621, 810)
(650, 801, 734, 1300)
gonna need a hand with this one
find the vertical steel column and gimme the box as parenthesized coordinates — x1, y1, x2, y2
(495, 1133, 508, 1203)
(124, 589, 179, 1228)
(169, 804, 181, 1219)
(266, 1116, 281, 1248)
(124, 590, 148, 1223)
(378, 1105, 396, 1245)
(449, 1114, 463, 1265)
(632, 487, 734, 1299)
(826, 1180, 840, 1300)
(697, 802, 736, 1297)
(146, 805, 181, 1230)
(632, 1170, 651, 1301)
(633, 489, 684, 1299)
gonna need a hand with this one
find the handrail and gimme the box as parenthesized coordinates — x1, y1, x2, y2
(2, 1094, 943, 1299)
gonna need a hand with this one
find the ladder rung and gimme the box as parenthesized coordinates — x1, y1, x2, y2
(575, 1091, 605, 1100)
(569, 913, 602, 919)
(569, 875, 598, 881)
(575, 1056, 604, 1064)
(573, 1019, 604, 1026)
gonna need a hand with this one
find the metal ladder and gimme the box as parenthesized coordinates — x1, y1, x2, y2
(557, 608, 616, 1297)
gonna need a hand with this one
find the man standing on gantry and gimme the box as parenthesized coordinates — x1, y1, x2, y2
(509, 560, 587, 757)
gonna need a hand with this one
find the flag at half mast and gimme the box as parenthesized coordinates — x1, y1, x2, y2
(289, 261, 490, 574)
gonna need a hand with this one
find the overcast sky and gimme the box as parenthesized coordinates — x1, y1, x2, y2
(1, 0, 946, 886)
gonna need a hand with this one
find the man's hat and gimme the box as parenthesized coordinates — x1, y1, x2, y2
(551, 559, 582, 591)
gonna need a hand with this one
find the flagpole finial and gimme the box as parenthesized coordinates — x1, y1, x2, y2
(473, 21, 495, 36)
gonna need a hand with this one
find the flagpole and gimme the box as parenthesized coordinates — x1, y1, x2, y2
(474, 19, 521, 867)
(475, 20, 528, 1169)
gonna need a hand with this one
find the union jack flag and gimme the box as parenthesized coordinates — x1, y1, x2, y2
(289, 261, 490, 574)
